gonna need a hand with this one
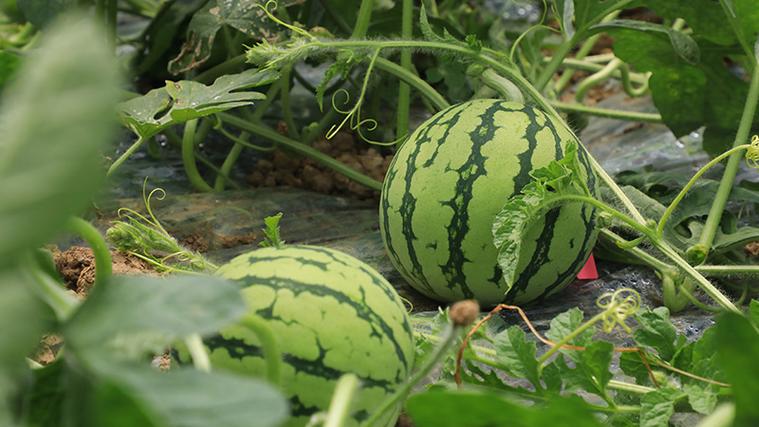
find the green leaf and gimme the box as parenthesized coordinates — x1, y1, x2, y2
(619, 351, 651, 385)
(633, 307, 678, 361)
(0, 50, 21, 88)
(259, 212, 285, 248)
(0, 15, 119, 267)
(640, 0, 736, 45)
(555, 341, 613, 400)
(684, 381, 718, 415)
(715, 312, 759, 426)
(119, 88, 173, 138)
(118, 68, 276, 138)
(605, 15, 759, 155)
(407, 389, 603, 427)
(0, 268, 47, 374)
(545, 307, 594, 357)
(17, 0, 76, 28)
(65, 275, 246, 357)
(750, 300, 759, 327)
(554, 0, 636, 36)
(592, 20, 700, 65)
(640, 389, 679, 427)
(169, 0, 280, 74)
(136, 0, 209, 75)
(492, 142, 593, 291)
(493, 326, 541, 389)
(90, 361, 289, 427)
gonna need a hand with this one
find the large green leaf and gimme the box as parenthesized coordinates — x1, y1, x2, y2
(65, 275, 246, 357)
(169, 0, 280, 74)
(715, 313, 759, 426)
(118, 68, 276, 138)
(407, 389, 602, 427)
(91, 361, 289, 427)
(0, 16, 119, 267)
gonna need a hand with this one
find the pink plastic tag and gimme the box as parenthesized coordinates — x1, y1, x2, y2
(576, 253, 599, 280)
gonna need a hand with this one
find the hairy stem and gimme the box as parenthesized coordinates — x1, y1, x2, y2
(280, 66, 301, 140)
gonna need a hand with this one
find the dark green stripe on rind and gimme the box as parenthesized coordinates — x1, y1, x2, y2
(204, 335, 395, 391)
(390, 103, 469, 297)
(237, 274, 410, 377)
(438, 101, 516, 297)
(246, 246, 414, 344)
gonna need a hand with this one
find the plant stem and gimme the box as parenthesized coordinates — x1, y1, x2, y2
(185, 334, 211, 372)
(24, 255, 79, 321)
(554, 10, 622, 93)
(67, 217, 112, 288)
(551, 100, 662, 123)
(599, 229, 674, 272)
(182, 119, 214, 192)
(362, 325, 461, 427)
(558, 58, 649, 84)
(194, 54, 246, 84)
(535, 34, 578, 91)
(395, 0, 413, 143)
(607, 379, 656, 395)
(351, 0, 374, 38)
(693, 57, 759, 262)
(107, 135, 145, 176)
(537, 311, 606, 367)
(218, 112, 382, 190)
(240, 314, 282, 386)
(481, 69, 525, 102)
(653, 241, 739, 312)
(324, 374, 360, 427)
(657, 144, 751, 236)
(280, 66, 301, 140)
(375, 57, 450, 110)
(718, 1, 757, 66)
(214, 83, 282, 191)
(695, 265, 759, 277)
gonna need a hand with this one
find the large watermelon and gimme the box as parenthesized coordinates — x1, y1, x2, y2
(205, 245, 414, 427)
(380, 99, 598, 307)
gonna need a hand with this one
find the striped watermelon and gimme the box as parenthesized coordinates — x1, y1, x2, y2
(206, 245, 415, 427)
(380, 99, 598, 307)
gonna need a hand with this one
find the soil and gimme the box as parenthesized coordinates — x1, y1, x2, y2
(52, 246, 154, 296)
(746, 242, 759, 257)
(248, 131, 393, 199)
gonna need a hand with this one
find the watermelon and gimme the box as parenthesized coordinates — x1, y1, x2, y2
(380, 99, 598, 307)
(205, 245, 415, 427)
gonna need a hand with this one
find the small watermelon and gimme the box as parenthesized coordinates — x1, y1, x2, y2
(380, 99, 598, 307)
(206, 245, 414, 427)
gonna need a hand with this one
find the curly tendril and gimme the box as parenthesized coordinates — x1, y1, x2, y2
(258, 1, 314, 40)
(595, 288, 641, 334)
(746, 134, 759, 168)
(325, 49, 405, 146)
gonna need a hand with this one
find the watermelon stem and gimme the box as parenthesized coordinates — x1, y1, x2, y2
(239, 314, 283, 386)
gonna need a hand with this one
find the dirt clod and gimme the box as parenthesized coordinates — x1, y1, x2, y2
(248, 132, 393, 198)
(53, 246, 154, 296)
